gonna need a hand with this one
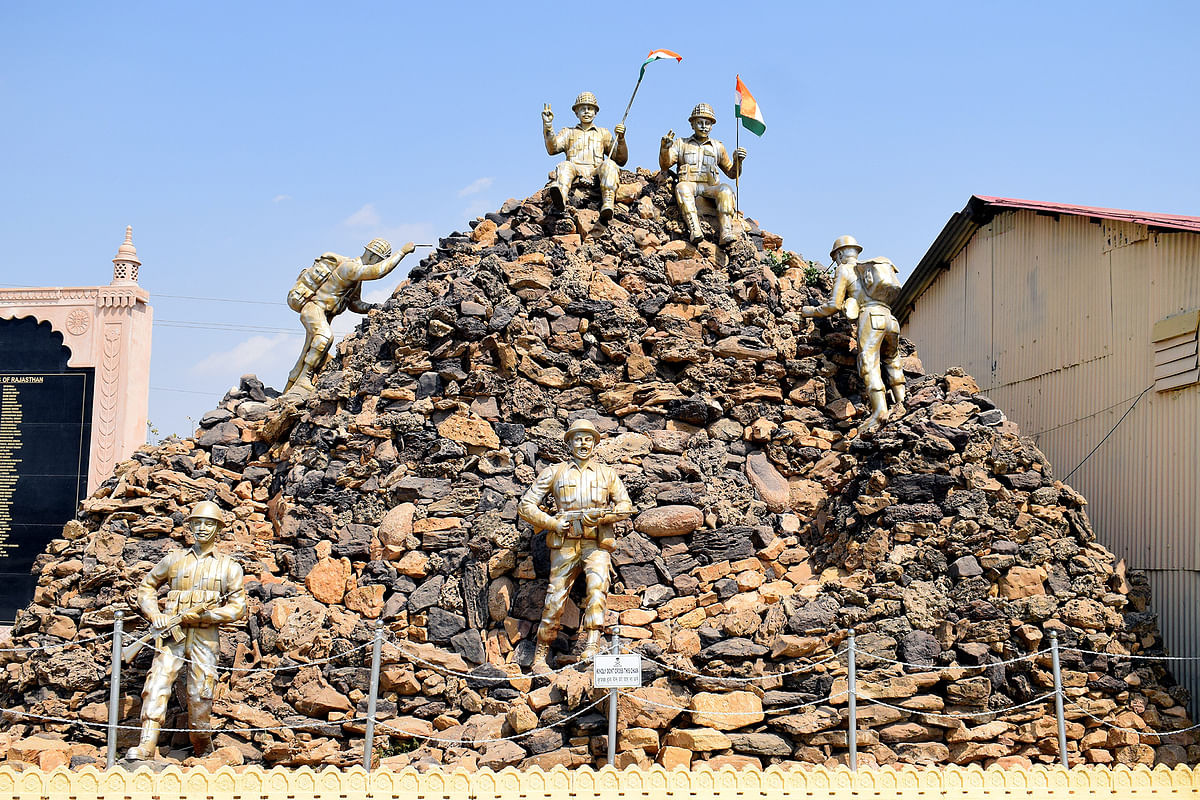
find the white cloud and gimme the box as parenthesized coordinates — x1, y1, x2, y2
(457, 176, 494, 197)
(193, 333, 296, 382)
(343, 203, 381, 227)
(360, 285, 395, 306)
(272, 194, 291, 203)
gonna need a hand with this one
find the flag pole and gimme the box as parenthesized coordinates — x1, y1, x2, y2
(735, 117, 740, 216)
(605, 73, 646, 162)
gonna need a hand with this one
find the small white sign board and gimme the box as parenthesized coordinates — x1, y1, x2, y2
(592, 654, 643, 688)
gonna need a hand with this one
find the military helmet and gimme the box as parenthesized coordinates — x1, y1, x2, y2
(572, 91, 599, 112)
(365, 238, 392, 259)
(830, 235, 863, 260)
(186, 500, 226, 526)
(563, 418, 602, 442)
(689, 103, 717, 123)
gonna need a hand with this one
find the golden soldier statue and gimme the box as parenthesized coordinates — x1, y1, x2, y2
(803, 235, 906, 432)
(125, 501, 247, 760)
(283, 238, 416, 397)
(659, 102, 746, 246)
(518, 419, 633, 674)
(542, 92, 628, 221)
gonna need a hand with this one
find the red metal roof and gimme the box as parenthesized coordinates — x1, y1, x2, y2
(895, 195, 1200, 323)
(974, 195, 1200, 234)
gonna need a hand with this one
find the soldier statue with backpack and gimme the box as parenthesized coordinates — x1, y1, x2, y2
(802, 235, 907, 432)
(283, 237, 415, 398)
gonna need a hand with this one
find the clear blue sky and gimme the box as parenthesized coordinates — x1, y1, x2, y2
(2, 1, 1197, 440)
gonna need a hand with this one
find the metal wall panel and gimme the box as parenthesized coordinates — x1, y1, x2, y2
(1143, 569, 1200, 717)
(904, 212, 1200, 714)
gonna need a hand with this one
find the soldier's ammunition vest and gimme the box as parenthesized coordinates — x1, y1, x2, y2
(677, 139, 720, 184)
(566, 128, 606, 167)
(161, 551, 233, 616)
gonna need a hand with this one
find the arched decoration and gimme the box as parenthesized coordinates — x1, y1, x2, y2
(0, 315, 75, 372)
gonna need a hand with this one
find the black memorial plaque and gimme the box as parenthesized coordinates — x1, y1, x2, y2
(0, 317, 93, 622)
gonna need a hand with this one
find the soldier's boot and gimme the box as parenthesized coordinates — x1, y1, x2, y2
(530, 641, 554, 675)
(888, 380, 907, 419)
(549, 183, 567, 210)
(685, 212, 704, 243)
(860, 388, 889, 433)
(579, 631, 602, 661)
(188, 700, 213, 755)
(717, 214, 738, 247)
(599, 189, 616, 222)
(126, 721, 161, 761)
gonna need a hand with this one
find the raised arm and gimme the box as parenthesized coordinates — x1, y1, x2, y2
(803, 263, 855, 318)
(543, 104, 568, 156)
(658, 131, 678, 172)
(343, 243, 416, 282)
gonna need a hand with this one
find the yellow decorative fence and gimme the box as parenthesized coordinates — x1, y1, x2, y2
(1, 764, 1198, 800)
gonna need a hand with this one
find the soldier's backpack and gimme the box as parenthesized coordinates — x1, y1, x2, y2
(287, 255, 337, 311)
(858, 257, 902, 306)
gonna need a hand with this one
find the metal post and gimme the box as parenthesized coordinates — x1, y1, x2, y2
(106, 611, 124, 769)
(363, 619, 385, 772)
(607, 627, 620, 767)
(847, 629, 857, 770)
(1050, 630, 1068, 768)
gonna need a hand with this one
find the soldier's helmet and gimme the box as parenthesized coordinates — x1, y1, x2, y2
(689, 103, 717, 123)
(187, 500, 226, 527)
(830, 235, 863, 260)
(563, 418, 602, 442)
(572, 92, 599, 112)
(365, 238, 392, 259)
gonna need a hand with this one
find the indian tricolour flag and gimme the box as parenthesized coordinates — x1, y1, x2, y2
(639, 48, 683, 80)
(735, 74, 766, 136)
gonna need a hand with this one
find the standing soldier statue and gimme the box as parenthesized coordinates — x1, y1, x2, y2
(659, 103, 746, 246)
(802, 235, 907, 432)
(283, 238, 416, 398)
(542, 92, 628, 221)
(125, 501, 247, 760)
(518, 419, 633, 674)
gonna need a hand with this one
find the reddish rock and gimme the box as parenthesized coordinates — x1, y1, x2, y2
(634, 505, 703, 537)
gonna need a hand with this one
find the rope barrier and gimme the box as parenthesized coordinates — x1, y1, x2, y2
(375, 696, 607, 746)
(1, 707, 372, 735)
(623, 646, 845, 683)
(394, 639, 595, 680)
(855, 648, 1051, 670)
(1067, 701, 1200, 737)
(0, 629, 116, 653)
(1065, 646, 1200, 663)
(616, 689, 850, 716)
(120, 637, 376, 673)
(856, 691, 1058, 721)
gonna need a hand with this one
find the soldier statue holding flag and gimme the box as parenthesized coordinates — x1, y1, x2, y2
(542, 92, 628, 221)
(659, 103, 746, 246)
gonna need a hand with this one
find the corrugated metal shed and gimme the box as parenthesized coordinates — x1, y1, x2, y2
(901, 196, 1200, 713)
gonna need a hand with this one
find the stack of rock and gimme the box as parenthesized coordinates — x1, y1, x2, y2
(0, 170, 1195, 771)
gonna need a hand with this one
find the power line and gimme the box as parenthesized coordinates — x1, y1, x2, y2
(1027, 387, 1154, 438)
(1062, 384, 1153, 481)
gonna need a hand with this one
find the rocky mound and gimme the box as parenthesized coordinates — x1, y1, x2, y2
(1, 171, 1195, 771)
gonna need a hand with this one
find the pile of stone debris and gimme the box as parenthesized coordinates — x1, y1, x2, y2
(0, 170, 1194, 771)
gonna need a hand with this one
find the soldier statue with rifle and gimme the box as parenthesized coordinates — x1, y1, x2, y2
(125, 501, 247, 760)
(518, 418, 633, 674)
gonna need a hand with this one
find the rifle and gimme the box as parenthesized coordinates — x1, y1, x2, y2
(122, 592, 232, 662)
(557, 507, 633, 539)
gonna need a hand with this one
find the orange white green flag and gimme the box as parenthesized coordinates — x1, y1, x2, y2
(735, 74, 765, 136)
(639, 48, 682, 80)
